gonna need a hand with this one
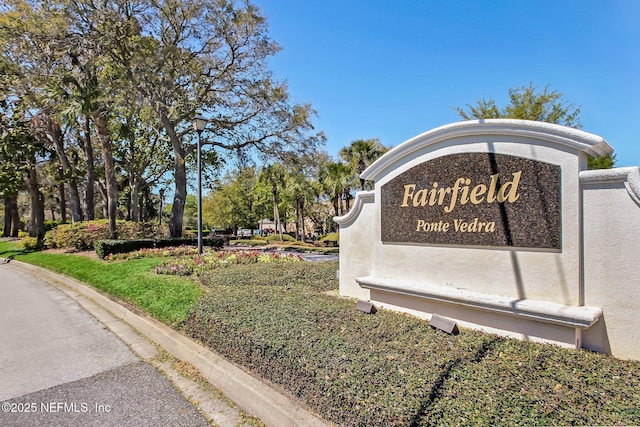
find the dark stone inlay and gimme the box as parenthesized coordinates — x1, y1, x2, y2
(380, 153, 561, 249)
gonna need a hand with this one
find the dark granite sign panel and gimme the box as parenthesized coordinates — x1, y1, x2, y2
(380, 153, 561, 249)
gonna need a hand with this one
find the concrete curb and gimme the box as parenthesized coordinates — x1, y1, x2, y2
(10, 260, 328, 427)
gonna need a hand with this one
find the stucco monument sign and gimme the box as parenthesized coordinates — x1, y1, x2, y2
(336, 119, 640, 361)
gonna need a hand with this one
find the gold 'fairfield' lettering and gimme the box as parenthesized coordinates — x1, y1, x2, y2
(401, 184, 416, 207)
(437, 185, 451, 205)
(400, 171, 522, 213)
(487, 174, 499, 203)
(470, 183, 487, 204)
(497, 171, 521, 203)
(459, 178, 472, 205)
(429, 182, 440, 205)
(414, 188, 429, 207)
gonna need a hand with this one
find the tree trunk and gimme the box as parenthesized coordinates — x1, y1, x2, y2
(26, 156, 45, 240)
(48, 117, 82, 222)
(129, 178, 141, 222)
(67, 180, 82, 222)
(294, 201, 300, 240)
(272, 185, 283, 241)
(299, 194, 305, 241)
(93, 110, 118, 239)
(124, 192, 131, 221)
(57, 167, 67, 223)
(160, 111, 187, 238)
(83, 117, 95, 220)
(333, 195, 340, 217)
(357, 160, 366, 191)
(3, 197, 11, 237)
(98, 181, 109, 218)
(139, 187, 148, 222)
(169, 148, 187, 237)
(158, 189, 165, 225)
(341, 187, 351, 213)
(10, 195, 19, 237)
(295, 194, 305, 241)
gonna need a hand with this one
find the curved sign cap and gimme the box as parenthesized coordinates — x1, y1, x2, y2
(361, 119, 613, 183)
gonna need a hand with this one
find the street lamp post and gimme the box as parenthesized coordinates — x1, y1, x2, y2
(192, 114, 207, 255)
(158, 188, 165, 225)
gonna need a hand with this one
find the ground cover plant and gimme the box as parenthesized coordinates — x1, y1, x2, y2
(185, 262, 640, 426)
(422, 339, 640, 426)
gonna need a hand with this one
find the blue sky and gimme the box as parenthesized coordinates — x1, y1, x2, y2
(251, 0, 640, 167)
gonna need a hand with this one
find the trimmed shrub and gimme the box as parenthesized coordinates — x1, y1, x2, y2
(319, 232, 339, 247)
(46, 220, 168, 251)
(95, 237, 224, 259)
(95, 239, 156, 259)
(153, 237, 224, 250)
(228, 239, 268, 247)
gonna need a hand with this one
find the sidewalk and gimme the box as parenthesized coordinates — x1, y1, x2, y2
(1, 260, 327, 427)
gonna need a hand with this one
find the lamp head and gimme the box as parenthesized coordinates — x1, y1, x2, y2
(192, 114, 207, 132)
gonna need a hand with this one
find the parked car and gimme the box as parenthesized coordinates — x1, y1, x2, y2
(238, 229, 253, 237)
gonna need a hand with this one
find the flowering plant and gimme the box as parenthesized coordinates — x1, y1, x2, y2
(105, 245, 200, 261)
(154, 250, 303, 276)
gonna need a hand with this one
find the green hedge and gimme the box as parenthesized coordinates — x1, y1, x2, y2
(95, 237, 224, 259)
(311, 232, 339, 247)
(319, 232, 339, 245)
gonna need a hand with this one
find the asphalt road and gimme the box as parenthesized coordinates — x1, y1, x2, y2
(0, 264, 210, 427)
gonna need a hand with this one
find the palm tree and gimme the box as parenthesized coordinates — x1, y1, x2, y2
(318, 161, 352, 223)
(339, 138, 388, 190)
(258, 163, 288, 241)
(282, 170, 316, 241)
